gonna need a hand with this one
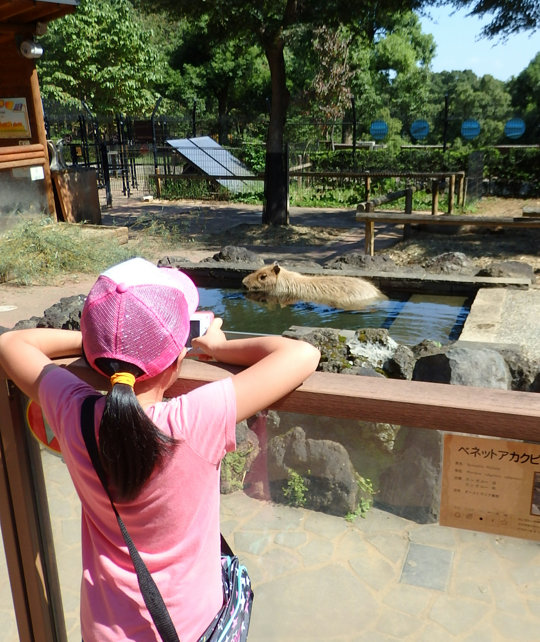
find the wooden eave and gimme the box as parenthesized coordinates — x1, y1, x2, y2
(0, 0, 77, 45)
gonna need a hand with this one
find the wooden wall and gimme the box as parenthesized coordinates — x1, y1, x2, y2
(0, 30, 56, 219)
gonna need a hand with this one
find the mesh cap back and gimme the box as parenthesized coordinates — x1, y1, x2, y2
(81, 258, 198, 380)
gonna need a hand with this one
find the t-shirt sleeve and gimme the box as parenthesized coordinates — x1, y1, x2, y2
(165, 378, 237, 465)
(38, 366, 101, 443)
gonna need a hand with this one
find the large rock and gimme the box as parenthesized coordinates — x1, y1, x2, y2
(377, 427, 442, 523)
(267, 426, 359, 517)
(283, 327, 351, 373)
(491, 346, 540, 392)
(412, 345, 512, 389)
(221, 418, 260, 494)
(13, 294, 86, 331)
(324, 252, 398, 272)
(422, 252, 476, 275)
(476, 260, 534, 280)
(205, 245, 264, 264)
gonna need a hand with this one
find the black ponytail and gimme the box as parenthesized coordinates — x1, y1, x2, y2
(95, 358, 177, 500)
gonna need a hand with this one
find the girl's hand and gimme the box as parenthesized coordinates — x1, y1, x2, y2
(190, 317, 226, 359)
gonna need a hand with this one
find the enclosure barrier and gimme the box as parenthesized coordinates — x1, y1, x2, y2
(149, 170, 465, 210)
(1, 358, 539, 641)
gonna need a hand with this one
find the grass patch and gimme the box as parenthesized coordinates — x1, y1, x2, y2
(0, 218, 136, 285)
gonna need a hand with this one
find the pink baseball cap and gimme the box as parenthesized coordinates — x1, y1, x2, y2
(81, 257, 199, 380)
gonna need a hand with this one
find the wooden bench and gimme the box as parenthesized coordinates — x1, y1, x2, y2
(356, 211, 540, 256)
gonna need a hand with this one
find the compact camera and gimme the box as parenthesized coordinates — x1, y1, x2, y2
(186, 311, 214, 348)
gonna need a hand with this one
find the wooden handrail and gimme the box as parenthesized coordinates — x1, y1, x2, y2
(60, 357, 540, 442)
(356, 212, 540, 226)
(358, 211, 540, 256)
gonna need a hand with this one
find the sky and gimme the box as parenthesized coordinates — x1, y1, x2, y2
(418, 6, 540, 81)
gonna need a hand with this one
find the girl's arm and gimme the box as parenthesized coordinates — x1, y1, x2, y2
(0, 329, 83, 402)
(191, 319, 320, 422)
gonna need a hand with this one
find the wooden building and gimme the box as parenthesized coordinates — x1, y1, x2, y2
(0, 1, 78, 226)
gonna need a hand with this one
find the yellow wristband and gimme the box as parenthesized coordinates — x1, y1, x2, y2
(110, 372, 136, 388)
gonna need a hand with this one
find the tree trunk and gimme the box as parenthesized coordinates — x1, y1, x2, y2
(216, 88, 228, 145)
(262, 31, 290, 225)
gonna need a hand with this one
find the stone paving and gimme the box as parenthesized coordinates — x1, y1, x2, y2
(1, 447, 539, 641)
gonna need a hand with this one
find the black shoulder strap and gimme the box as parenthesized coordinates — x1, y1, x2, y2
(80, 396, 180, 642)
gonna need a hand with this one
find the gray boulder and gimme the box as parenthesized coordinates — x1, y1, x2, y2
(384, 343, 416, 380)
(422, 252, 476, 274)
(158, 256, 193, 267)
(13, 295, 86, 331)
(206, 246, 263, 264)
(377, 427, 442, 523)
(413, 345, 511, 389)
(476, 260, 534, 280)
(267, 426, 359, 517)
(325, 252, 397, 272)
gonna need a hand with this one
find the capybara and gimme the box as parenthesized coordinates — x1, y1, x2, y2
(242, 262, 385, 309)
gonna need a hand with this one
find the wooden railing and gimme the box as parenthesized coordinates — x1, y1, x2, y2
(149, 170, 466, 214)
(1, 358, 539, 641)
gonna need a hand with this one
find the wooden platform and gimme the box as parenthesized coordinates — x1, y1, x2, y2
(356, 211, 540, 256)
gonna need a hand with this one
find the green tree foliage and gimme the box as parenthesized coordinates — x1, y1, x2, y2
(138, 0, 426, 223)
(508, 53, 540, 143)
(354, 11, 436, 140)
(309, 25, 354, 143)
(37, 0, 165, 114)
(442, 0, 539, 37)
(168, 20, 269, 143)
(427, 70, 512, 145)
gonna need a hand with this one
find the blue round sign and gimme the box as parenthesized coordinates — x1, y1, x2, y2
(504, 117, 526, 140)
(370, 120, 389, 141)
(410, 119, 430, 140)
(461, 119, 481, 140)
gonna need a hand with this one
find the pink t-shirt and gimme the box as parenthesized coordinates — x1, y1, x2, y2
(39, 366, 236, 642)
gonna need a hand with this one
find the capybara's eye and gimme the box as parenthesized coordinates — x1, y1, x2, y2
(259, 274, 267, 280)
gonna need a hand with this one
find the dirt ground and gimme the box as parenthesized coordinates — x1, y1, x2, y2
(0, 195, 538, 329)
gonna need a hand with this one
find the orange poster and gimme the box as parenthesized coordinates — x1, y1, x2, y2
(440, 434, 540, 541)
(0, 97, 31, 138)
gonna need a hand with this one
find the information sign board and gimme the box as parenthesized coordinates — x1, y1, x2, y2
(0, 98, 31, 138)
(440, 434, 540, 541)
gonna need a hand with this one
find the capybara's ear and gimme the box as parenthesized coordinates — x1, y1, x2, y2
(272, 262, 281, 275)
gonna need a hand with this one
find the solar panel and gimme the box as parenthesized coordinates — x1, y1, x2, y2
(166, 136, 261, 193)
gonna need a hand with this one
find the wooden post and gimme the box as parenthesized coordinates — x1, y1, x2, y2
(405, 187, 413, 214)
(448, 174, 456, 214)
(404, 187, 413, 239)
(155, 168, 162, 198)
(457, 173, 465, 207)
(364, 220, 375, 256)
(364, 174, 371, 202)
(0, 381, 68, 642)
(29, 66, 56, 218)
(431, 179, 439, 215)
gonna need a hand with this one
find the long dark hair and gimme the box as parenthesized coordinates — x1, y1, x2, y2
(95, 358, 177, 500)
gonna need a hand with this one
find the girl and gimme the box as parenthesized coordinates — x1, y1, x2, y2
(0, 257, 320, 642)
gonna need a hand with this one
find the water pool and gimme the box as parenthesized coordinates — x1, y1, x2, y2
(197, 287, 472, 346)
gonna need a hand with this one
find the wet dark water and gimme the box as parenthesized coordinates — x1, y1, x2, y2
(197, 287, 471, 346)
